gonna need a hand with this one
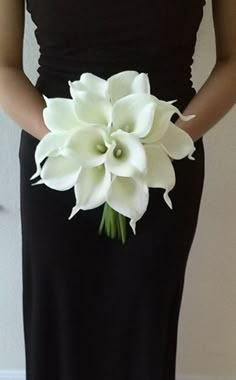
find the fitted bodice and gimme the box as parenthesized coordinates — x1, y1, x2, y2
(25, 0, 206, 107)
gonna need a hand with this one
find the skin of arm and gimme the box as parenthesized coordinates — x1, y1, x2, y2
(0, 0, 235, 142)
(0, 0, 49, 141)
(175, 0, 236, 143)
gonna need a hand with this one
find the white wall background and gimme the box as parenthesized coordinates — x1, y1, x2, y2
(0, 0, 235, 379)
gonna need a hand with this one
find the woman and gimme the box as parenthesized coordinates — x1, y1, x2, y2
(0, 0, 235, 379)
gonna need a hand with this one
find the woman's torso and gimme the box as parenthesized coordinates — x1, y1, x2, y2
(25, 0, 206, 102)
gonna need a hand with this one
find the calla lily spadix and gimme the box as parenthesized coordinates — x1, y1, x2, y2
(30, 70, 196, 244)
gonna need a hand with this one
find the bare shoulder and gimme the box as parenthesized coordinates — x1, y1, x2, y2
(212, 0, 236, 62)
(0, 0, 25, 69)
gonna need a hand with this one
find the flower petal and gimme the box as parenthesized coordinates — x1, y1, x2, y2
(149, 95, 196, 123)
(106, 129, 147, 177)
(69, 73, 108, 100)
(72, 91, 112, 126)
(43, 96, 84, 132)
(144, 144, 176, 209)
(30, 132, 70, 180)
(107, 176, 149, 234)
(160, 121, 196, 160)
(141, 109, 172, 144)
(66, 125, 110, 167)
(142, 97, 196, 144)
(112, 93, 156, 137)
(68, 164, 111, 219)
(38, 155, 81, 191)
(107, 70, 140, 103)
(131, 72, 151, 94)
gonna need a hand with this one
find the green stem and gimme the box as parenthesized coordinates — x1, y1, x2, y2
(98, 202, 127, 244)
(118, 212, 126, 244)
(98, 203, 106, 235)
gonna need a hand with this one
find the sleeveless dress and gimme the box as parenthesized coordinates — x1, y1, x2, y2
(19, 0, 206, 379)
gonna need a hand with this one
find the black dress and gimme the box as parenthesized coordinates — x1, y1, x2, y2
(19, 0, 206, 379)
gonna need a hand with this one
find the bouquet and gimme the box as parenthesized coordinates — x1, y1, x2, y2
(30, 70, 196, 244)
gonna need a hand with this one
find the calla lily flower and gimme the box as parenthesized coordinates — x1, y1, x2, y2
(141, 95, 196, 145)
(107, 70, 151, 103)
(111, 93, 157, 138)
(106, 175, 149, 234)
(30, 131, 75, 181)
(69, 73, 108, 99)
(34, 154, 81, 191)
(42, 95, 88, 132)
(159, 120, 196, 160)
(68, 70, 150, 105)
(144, 144, 176, 209)
(68, 71, 153, 131)
(68, 90, 113, 127)
(68, 164, 112, 219)
(66, 124, 111, 167)
(106, 129, 147, 177)
(142, 121, 196, 209)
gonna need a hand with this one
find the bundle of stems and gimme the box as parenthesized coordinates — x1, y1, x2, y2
(98, 202, 127, 244)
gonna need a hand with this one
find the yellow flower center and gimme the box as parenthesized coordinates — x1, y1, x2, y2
(96, 144, 107, 153)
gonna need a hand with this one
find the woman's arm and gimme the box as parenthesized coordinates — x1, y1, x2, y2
(175, 0, 236, 143)
(0, 0, 49, 141)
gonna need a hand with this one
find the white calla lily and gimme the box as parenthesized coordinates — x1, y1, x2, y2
(141, 96, 196, 144)
(144, 144, 176, 209)
(43, 96, 86, 132)
(71, 90, 113, 126)
(106, 129, 147, 177)
(68, 73, 109, 100)
(107, 176, 149, 235)
(33, 155, 81, 191)
(68, 164, 112, 219)
(131, 72, 151, 94)
(66, 124, 111, 167)
(30, 131, 72, 180)
(159, 121, 196, 160)
(112, 93, 156, 137)
(107, 70, 150, 104)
